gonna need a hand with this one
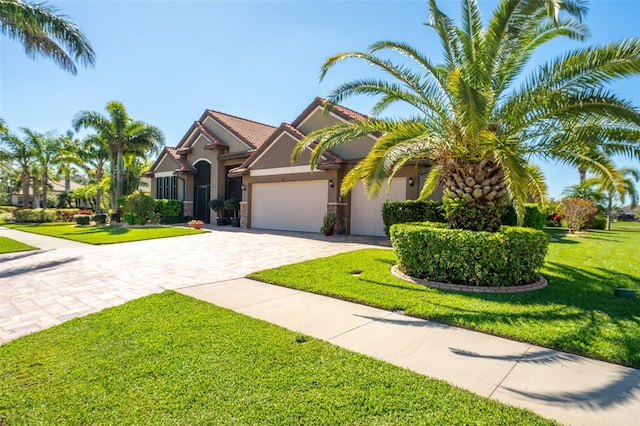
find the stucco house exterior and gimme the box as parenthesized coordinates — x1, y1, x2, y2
(144, 98, 436, 236)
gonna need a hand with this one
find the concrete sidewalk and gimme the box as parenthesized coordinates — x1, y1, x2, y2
(178, 278, 640, 426)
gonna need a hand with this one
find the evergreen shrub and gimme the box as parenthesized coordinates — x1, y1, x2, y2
(382, 200, 444, 236)
(390, 222, 549, 287)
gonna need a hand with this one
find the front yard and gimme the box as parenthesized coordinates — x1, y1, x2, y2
(250, 223, 640, 367)
(2, 222, 206, 244)
(0, 236, 37, 254)
(0, 292, 554, 425)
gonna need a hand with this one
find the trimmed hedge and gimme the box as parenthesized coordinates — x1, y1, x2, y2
(74, 214, 91, 225)
(502, 204, 546, 229)
(390, 222, 549, 287)
(92, 213, 107, 224)
(15, 209, 57, 223)
(382, 200, 445, 236)
(155, 199, 182, 223)
(55, 208, 81, 222)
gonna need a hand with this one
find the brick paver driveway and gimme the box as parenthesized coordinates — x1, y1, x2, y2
(1, 226, 383, 344)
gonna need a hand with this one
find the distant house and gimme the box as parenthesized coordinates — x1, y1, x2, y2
(144, 98, 436, 236)
(11, 179, 82, 207)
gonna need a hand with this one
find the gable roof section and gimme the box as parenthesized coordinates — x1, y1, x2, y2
(291, 97, 369, 128)
(144, 147, 196, 176)
(205, 110, 276, 149)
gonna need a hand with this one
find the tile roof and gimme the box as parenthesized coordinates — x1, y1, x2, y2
(205, 110, 277, 149)
(291, 97, 369, 127)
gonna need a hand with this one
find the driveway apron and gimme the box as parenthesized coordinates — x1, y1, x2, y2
(0, 226, 382, 343)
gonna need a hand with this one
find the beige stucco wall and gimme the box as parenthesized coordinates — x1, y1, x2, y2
(201, 116, 252, 153)
(251, 132, 312, 170)
(296, 107, 375, 160)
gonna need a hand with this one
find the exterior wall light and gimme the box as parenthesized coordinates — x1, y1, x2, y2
(329, 179, 334, 188)
(408, 177, 414, 187)
(241, 184, 246, 191)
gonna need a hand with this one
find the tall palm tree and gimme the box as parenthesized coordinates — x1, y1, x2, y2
(0, 0, 95, 75)
(76, 133, 110, 213)
(0, 129, 33, 208)
(72, 101, 164, 211)
(586, 166, 639, 230)
(24, 128, 63, 208)
(293, 0, 640, 231)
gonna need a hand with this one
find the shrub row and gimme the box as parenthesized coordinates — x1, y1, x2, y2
(155, 199, 182, 223)
(15, 209, 58, 223)
(383, 200, 546, 236)
(382, 200, 445, 236)
(390, 222, 549, 287)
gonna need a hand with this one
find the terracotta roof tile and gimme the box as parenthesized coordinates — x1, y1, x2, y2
(166, 147, 197, 174)
(205, 110, 276, 149)
(291, 97, 369, 128)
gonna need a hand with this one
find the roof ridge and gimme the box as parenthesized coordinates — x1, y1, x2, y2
(206, 109, 277, 130)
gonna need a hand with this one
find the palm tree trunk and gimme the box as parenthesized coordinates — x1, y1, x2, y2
(607, 197, 612, 231)
(109, 153, 117, 212)
(578, 167, 586, 183)
(42, 170, 48, 208)
(441, 157, 506, 231)
(96, 166, 103, 214)
(116, 148, 124, 209)
(21, 169, 29, 209)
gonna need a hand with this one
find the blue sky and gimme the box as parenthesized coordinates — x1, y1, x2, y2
(1, 0, 639, 199)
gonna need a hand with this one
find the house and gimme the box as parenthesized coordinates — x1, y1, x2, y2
(144, 98, 435, 236)
(11, 178, 83, 207)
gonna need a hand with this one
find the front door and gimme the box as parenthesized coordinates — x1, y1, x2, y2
(225, 165, 242, 201)
(193, 161, 211, 222)
(194, 185, 210, 222)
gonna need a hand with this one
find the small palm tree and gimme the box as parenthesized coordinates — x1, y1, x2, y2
(0, 129, 33, 208)
(72, 101, 164, 212)
(23, 128, 64, 208)
(0, 0, 95, 74)
(585, 167, 639, 230)
(293, 0, 640, 231)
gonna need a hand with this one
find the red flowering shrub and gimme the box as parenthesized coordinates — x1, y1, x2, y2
(560, 198, 598, 233)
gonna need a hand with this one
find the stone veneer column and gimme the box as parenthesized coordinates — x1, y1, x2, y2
(327, 202, 347, 234)
(183, 201, 194, 218)
(239, 201, 248, 228)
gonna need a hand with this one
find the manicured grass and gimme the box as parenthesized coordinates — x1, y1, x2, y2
(0, 292, 554, 425)
(250, 224, 640, 367)
(0, 236, 37, 254)
(2, 223, 205, 244)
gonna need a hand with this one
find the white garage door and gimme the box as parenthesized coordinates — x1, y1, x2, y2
(251, 180, 328, 233)
(350, 178, 406, 236)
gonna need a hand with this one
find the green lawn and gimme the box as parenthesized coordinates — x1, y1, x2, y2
(0, 236, 37, 254)
(2, 223, 206, 244)
(0, 292, 554, 425)
(250, 223, 640, 367)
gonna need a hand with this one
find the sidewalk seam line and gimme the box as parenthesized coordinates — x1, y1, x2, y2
(327, 312, 395, 341)
(488, 344, 532, 398)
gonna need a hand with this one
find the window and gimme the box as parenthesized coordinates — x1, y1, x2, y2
(156, 176, 178, 199)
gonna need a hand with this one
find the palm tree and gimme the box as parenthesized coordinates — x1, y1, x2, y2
(0, 129, 33, 208)
(0, 0, 95, 75)
(586, 167, 638, 230)
(293, 0, 640, 231)
(23, 128, 64, 208)
(72, 101, 164, 212)
(76, 133, 110, 213)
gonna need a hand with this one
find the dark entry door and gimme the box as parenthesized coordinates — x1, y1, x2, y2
(194, 185, 210, 222)
(225, 165, 242, 201)
(194, 161, 211, 222)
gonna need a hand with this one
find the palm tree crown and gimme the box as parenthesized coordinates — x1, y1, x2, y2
(0, 0, 95, 74)
(72, 101, 164, 212)
(293, 0, 640, 230)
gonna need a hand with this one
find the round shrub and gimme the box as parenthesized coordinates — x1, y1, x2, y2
(74, 214, 91, 225)
(390, 222, 549, 287)
(15, 208, 57, 223)
(382, 200, 444, 237)
(92, 213, 107, 224)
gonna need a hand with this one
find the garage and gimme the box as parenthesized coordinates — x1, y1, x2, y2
(251, 180, 328, 232)
(350, 178, 407, 236)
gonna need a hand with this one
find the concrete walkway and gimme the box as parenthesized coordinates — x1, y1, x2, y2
(1, 226, 639, 425)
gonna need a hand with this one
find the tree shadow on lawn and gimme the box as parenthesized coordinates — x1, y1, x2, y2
(63, 225, 131, 236)
(399, 261, 639, 367)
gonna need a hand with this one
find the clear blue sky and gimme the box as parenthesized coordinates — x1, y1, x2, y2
(1, 0, 639, 199)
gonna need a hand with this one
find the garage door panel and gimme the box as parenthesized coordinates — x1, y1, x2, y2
(251, 180, 327, 233)
(350, 178, 406, 236)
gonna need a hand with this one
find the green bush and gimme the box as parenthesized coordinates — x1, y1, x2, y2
(123, 193, 156, 225)
(0, 206, 19, 214)
(56, 208, 80, 222)
(155, 199, 182, 223)
(501, 204, 546, 229)
(92, 213, 108, 224)
(443, 198, 502, 232)
(390, 222, 549, 287)
(382, 200, 444, 236)
(110, 212, 121, 223)
(15, 209, 57, 223)
(591, 214, 607, 230)
(74, 214, 91, 225)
